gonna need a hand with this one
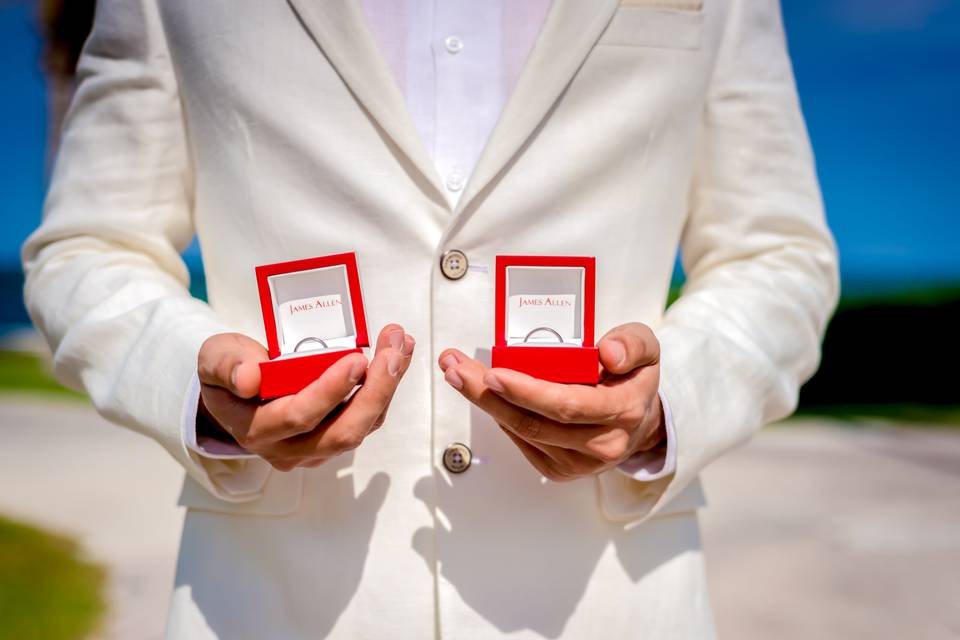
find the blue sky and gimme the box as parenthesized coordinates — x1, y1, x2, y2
(1, 0, 958, 294)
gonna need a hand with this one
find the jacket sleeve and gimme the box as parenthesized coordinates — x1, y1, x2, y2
(21, 0, 272, 502)
(598, 0, 840, 522)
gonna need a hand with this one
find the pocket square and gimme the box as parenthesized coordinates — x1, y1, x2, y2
(620, 0, 703, 10)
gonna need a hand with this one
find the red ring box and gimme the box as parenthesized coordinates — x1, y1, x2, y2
(491, 255, 600, 385)
(256, 253, 369, 399)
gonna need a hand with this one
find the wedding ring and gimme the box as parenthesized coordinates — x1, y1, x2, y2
(293, 337, 329, 352)
(522, 326, 564, 343)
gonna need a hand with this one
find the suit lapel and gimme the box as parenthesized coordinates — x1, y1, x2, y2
(287, 0, 621, 220)
(286, 0, 448, 205)
(453, 0, 621, 218)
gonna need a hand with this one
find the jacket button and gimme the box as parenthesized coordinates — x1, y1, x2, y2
(443, 443, 472, 474)
(440, 250, 468, 280)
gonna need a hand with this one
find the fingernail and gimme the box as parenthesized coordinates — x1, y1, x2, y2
(483, 372, 505, 393)
(389, 329, 404, 351)
(401, 334, 415, 356)
(609, 340, 626, 367)
(388, 352, 403, 377)
(348, 359, 366, 384)
(230, 365, 240, 389)
(444, 367, 464, 390)
(440, 354, 458, 372)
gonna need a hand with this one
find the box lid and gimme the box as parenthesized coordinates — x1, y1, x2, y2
(256, 252, 369, 359)
(494, 255, 596, 348)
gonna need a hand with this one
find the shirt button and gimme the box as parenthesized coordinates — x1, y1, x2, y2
(443, 443, 472, 474)
(445, 171, 465, 192)
(444, 36, 464, 54)
(440, 249, 469, 280)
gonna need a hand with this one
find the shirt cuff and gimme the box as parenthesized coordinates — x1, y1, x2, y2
(614, 388, 677, 482)
(182, 372, 258, 460)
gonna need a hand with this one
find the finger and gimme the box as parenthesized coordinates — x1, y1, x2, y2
(481, 366, 640, 425)
(441, 352, 610, 478)
(499, 428, 571, 482)
(372, 328, 416, 427)
(283, 330, 413, 457)
(260, 455, 298, 472)
(597, 322, 660, 375)
(272, 352, 370, 438)
(437, 348, 471, 373)
(198, 333, 269, 399)
(335, 333, 414, 431)
(375, 323, 415, 378)
(372, 404, 390, 429)
(375, 323, 406, 358)
(543, 442, 610, 476)
(199, 383, 257, 445)
(444, 356, 626, 459)
(205, 351, 368, 447)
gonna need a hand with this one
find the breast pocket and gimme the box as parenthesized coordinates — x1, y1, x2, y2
(598, 2, 705, 50)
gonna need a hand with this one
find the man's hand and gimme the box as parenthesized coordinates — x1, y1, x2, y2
(197, 324, 415, 471)
(438, 322, 665, 481)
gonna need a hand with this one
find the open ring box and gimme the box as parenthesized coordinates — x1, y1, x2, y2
(491, 256, 600, 384)
(256, 252, 369, 399)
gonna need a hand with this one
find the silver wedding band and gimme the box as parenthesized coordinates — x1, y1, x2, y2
(523, 326, 564, 343)
(294, 336, 329, 352)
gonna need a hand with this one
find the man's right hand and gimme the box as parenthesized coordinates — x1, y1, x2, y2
(196, 324, 415, 471)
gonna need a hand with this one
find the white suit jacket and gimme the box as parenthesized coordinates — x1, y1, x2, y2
(23, 0, 838, 638)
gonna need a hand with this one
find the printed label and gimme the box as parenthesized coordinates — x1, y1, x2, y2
(278, 294, 347, 350)
(507, 294, 577, 342)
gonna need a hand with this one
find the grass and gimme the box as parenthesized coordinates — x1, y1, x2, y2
(0, 515, 106, 640)
(835, 284, 960, 310)
(0, 351, 83, 399)
(797, 404, 960, 427)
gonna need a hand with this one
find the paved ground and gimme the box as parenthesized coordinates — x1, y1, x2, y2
(1, 396, 958, 639)
(0, 397, 184, 640)
(699, 420, 960, 639)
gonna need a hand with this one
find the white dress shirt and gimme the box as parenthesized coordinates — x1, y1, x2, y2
(185, 0, 676, 481)
(360, 0, 552, 206)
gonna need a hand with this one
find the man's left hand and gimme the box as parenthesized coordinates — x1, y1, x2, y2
(438, 322, 666, 481)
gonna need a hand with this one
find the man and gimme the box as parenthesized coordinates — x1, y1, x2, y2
(23, 0, 838, 637)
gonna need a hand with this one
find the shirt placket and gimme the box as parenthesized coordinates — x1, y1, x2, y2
(432, 1, 502, 208)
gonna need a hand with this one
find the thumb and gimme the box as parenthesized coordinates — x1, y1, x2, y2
(597, 322, 660, 375)
(198, 332, 269, 399)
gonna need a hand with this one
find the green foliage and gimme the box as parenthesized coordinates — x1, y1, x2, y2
(836, 284, 960, 310)
(796, 404, 960, 427)
(0, 351, 82, 398)
(0, 516, 106, 640)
